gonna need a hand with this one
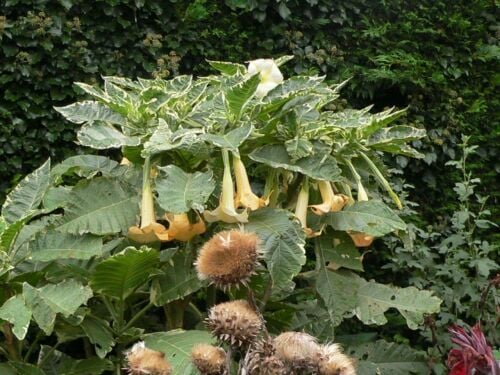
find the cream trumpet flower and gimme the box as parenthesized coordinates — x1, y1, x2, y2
(233, 152, 268, 211)
(310, 180, 350, 215)
(204, 149, 249, 224)
(127, 157, 171, 243)
(247, 58, 284, 98)
(165, 213, 206, 242)
(295, 180, 321, 238)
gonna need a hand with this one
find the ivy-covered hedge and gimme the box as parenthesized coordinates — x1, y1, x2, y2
(0, 0, 498, 223)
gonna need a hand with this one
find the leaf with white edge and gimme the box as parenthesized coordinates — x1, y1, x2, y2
(90, 246, 159, 300)
(203, 123, 253, 151)
(81, 316, 115, 358)
(2, 159, 51, 223)
(224, 74, 260, 120)
(77, 122, 141, 150)
(367, 125, 426, 147)
(57, 178, 139, 235)
(144, 330, 214, 375)
(0, 218, 29, 253)
(348, 340, 429, 375)
(38, 345, 112, 375)
(54, 101, 126, 125)
(356, 279, 442, 329)
(368, 143, 425, 159)
(30, 231, 103, 261)
(322, 107, 373, 129)
(249, 144, 341, 181)
(244, 208, 306, 290)
(285, 138, 314, 162)
(207, 60, 246, 75)
(143, 126, 206, 156)
(156, 165, 215, 213)
(150, 250, 202, 306)
(325, 200, 406, 237)
(275, 55, 294, 66)
(0, 295, 32, 339)
(51, 155, 120, 181)
(362, 107, 407, 136)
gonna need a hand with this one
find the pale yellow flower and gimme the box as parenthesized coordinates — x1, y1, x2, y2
(294, 181, 321, 238)
(165, 213, 206, 242)
(310, 180, 350, 215)
(233, 153, 268, 211)
(247, 58, 283, 98)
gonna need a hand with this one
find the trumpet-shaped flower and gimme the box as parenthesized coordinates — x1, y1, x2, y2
(295, 181, 321, 238)
(248, 58, 283, 98)
(233, 153, 268, 211)
(310, 180, 350, 215)
(165, 213, 206, 242)
(127, 158, 171, 243)
(204, 150, 249, 224)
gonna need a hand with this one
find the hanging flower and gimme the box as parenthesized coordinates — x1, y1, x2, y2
(233, 153, 268, 211)
(165, 213, 206, 242)
(310, 180, 350, 216)
(128, 158, 171, 243)
(295, 180, 321, 238)
(204, 150, 248, 224)
(247, 59, 284, 98)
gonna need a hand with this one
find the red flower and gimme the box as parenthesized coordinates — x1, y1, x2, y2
(447, 324, 499, 375)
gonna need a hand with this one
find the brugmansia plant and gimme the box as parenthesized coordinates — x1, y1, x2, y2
(0, 57, 441, 374)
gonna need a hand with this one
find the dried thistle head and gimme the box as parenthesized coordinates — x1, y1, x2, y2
(195, 230, 261, 290)
(125, 341, 172, 375)
(317, 344, 357, 375)
(274, 332, 321, 370)
(207, 300, 263, 347)
(191, 344, 226, 375)
(245, 338, 286, 375)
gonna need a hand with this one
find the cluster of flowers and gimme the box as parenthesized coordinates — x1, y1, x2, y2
(125, 229, 356, 374)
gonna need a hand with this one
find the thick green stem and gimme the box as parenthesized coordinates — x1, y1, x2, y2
(164, 299, 189, 330)
(344, 159, 368, 201)
(2, 323, 20, 361)
(121, 302, 153, 334)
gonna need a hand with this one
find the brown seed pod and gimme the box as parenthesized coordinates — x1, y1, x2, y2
(206, 300, 262, 347)
(191, 344, 227, 375)
(274, 332, 321, 371)
(316, 344, 357, 375)
(244, 338, 286, 375)
(125, 341, 172, 375)
(195, 230, 261, 290)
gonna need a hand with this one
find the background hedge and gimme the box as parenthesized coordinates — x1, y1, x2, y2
(0, 0, 498, 232)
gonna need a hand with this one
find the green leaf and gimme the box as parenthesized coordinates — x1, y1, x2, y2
(80, 316, 115, 358)
(51, 155, 120, 181)
(275, 55, 294, 66)
(8, 362, 46, 375)
(38, 346, 112, 375)
(57, 178, 139, 235)
(321, 234, 364, 271)
(203, 123, 253, 151)
(144, 330, 214, 375)
(77, 122, 141, 150)
(367, 125, 426, 146)
(325, 200, 406, 237)
(0, 363, 16, 375)
(207, 60, 246, 75)
(249, 144, 341, 181)
(143, 127, 206, 157)
(284, 138, 314, 162)
(0, 218, 29, 253)
(156, 165, 215, 213)
(54, 101, 126, 125)
(0, 295, 31, 339)
(356, 279, 442, 329)
(2, 159, 51, 223)
(349, 340, 429, 375)
(42, 186, 72, 212)
(244, 208, 306, 290)
(224, 74, 260, 120)
(30, 231, 103, 261)
(90, 246, 159, 300)
(150, 250, 202, 306)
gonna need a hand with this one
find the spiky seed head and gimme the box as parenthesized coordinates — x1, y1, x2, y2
(317, 344, 357, 375)
(125, 341, 172, 375)
(191, 344, 226, 375)
(245, 338, 286, 375)
(206, 300, 262, 347)
(195, 230, 261, 290)
(274, 332, 321, 370)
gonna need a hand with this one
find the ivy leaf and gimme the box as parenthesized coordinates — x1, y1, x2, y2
(57, 178, 139, 236)
(77, 122, 141, 150)
(349, 340, 429, 375)
(356, 279, 442, 329)
(245, 208, 306, 290)
(249, 144, 341, 181)
(2, 159, 51, 223)
(54, 101, 126, 126)
(203, 123, 253, 152)
(90, 246, 159, 300)
(224, 74, 260, 120)
(156, 165, 215, 213)
(0, 295, 32, 339)
(30, 231, 103, 261)
(325, 200, 406, 237)
(150, 249, 202, 306)
(144, 330, 214, 374)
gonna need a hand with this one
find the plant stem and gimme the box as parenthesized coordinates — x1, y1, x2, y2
(23, 330, 44, 361)
(121, 302, 153, 333)
(164, 299, 189, 330)
(2, 323, 20, 361)
(38, 342, 61, 367)
(226, 345, 233, 374)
